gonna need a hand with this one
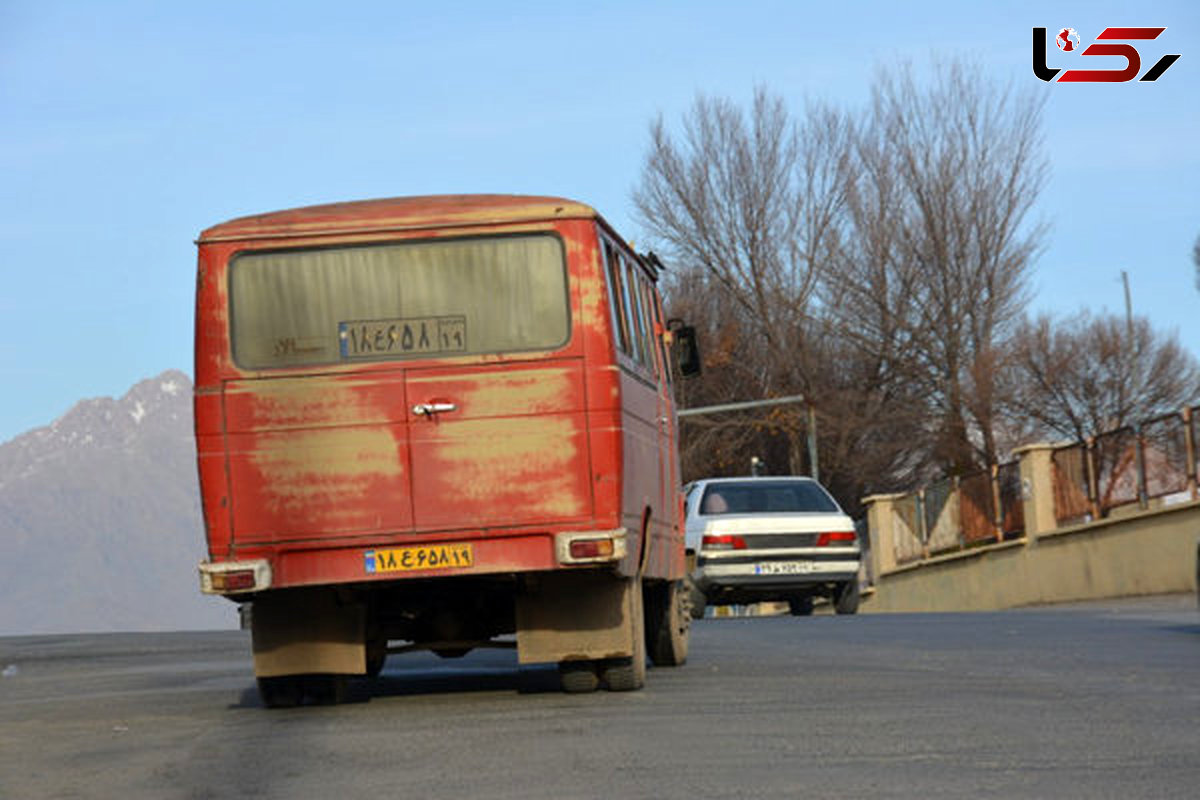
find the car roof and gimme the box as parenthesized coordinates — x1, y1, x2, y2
(689, 476, 821, 487)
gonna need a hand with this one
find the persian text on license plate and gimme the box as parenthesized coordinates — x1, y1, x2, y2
(754, 561, 814, 576)
(365, 544, 474, 574)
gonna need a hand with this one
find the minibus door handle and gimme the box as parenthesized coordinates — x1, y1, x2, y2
(413, 402, 458, 417)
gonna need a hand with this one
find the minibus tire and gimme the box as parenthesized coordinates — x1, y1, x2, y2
(365, 637, 387, 678)
(646, 580, 690, 667)
(257, 676, 302, 709)
(306, 675, 349, 705)
(559, 662, 600, 693)
(601, 580, 646, 691)
(600, 654, 645, 691)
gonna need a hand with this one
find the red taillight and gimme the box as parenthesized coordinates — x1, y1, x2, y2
(816, 532, 857, 547)
(702, 534, 747, 551)
(212, 570, 256, 591)
(569, 538, 615, 560)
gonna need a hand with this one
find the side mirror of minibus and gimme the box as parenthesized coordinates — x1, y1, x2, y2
(668, 320, 702, 378)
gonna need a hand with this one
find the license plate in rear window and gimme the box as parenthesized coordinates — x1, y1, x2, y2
(754, 561, 814, 575)
(365, 544, 474, 574)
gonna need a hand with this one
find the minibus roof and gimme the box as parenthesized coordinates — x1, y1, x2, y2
(198, 194, 600, 243)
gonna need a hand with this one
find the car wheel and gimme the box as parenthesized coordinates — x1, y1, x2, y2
(788, 596, 814, 616)
(834, 580, 860, 615)
(645, 580, 690, 667)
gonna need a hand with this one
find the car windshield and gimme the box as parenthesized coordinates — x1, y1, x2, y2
(699, 481, 839, 515)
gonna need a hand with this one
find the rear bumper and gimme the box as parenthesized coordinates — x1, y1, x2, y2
(695, 554, 860, 594)
(201, 528, 629, 597)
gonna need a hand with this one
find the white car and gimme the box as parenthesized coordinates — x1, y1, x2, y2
(683, 476, 862, 617)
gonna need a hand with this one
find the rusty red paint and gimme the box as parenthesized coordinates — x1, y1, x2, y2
(194, 195, 683, 591)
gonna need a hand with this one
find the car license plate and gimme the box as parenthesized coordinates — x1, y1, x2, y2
(365, 543, 474, 574)
(754, 561, 813, 575)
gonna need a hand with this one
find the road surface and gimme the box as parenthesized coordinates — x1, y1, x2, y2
(1, 595, 1197, 799)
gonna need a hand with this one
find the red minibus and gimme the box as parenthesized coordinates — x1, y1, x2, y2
(194, 195, 698, 706)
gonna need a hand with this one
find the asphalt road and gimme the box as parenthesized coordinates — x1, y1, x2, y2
(1, 595, 1197, 799)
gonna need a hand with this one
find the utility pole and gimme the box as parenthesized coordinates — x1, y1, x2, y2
(1121, 270, 1134, 340)
(807, 404, 819, 483)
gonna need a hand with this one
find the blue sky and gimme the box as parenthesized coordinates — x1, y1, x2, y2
(1, 1, 1197, 443)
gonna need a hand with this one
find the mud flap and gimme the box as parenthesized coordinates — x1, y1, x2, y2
(250, 588, 366, 678)
(515, 571, 640, 665)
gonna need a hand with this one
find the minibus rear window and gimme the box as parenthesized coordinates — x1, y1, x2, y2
(229, 233, 569, 369)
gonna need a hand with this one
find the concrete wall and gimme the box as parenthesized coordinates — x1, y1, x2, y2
(861, 439, 1200, 613)
(862, 501, 1200, 612)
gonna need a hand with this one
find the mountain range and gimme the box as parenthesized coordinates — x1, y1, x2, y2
(0, 370, 235, 635)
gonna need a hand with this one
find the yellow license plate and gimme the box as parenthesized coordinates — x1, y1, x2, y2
(365, 543, 474, 574)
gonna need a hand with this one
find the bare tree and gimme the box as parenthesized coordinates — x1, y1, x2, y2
(1007, 311, 1200, 442)
(664, 266, 781, 479)
(635, 87, 853, 479)
(636, 87, 935, 508)
(635, 89, 848, 385)
(829, 61, 1048, 474)
(637, 62, 1049, 507)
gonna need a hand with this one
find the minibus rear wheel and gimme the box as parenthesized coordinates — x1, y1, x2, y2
(559, 661, 600, 693)
(645, 579, 690, 666)
(257, 676, 302, 709)
(600, 581, 646, 691)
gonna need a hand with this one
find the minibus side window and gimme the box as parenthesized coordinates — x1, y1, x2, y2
(643, 280, 672, 387)
(633, 267, 658, 375)
(623, 256, 652, 371)
(604, 242, 632, 356)
(618, 253, 643, 367)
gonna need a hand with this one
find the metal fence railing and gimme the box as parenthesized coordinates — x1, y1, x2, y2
(923, 478, 959, 555)
(959, 470, 996, 545)
(876, 404, 1198, 569)
(891, 493, 925, 566)
(1141, 413, 1190, 500)
(1049, 408, 1198, 523)
(1052, 443, 1093, 525)
(886, 459, 1025, 566)
(1093, 426, 1140, 514)
(997, 461, 1025, 537)
(1189, 405, 1199, 486)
